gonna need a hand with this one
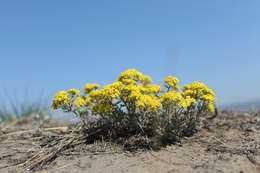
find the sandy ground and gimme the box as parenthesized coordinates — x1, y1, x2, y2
(0, 111, 259, 173)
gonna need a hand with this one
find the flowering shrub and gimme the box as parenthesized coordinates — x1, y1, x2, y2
(52, 69, 216, 148)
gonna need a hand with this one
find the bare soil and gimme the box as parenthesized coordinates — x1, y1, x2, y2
(0, 111, 259, 173)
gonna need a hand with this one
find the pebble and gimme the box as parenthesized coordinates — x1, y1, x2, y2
(246, 127, 256, 132)
(255, 117, 260, 123)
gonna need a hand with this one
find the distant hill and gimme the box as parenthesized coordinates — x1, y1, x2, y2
(222, 99, 260, 111)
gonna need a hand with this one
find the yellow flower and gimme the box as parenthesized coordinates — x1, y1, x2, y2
(178, 96, 196, 109)
(136, 95, 161, 112)
(52, 69, 217, 119)
(102, 83, 121, 99)
(206, 102, 215, 112)
(141, 75, 152, 85)
(51, 90, 72, 110)
(122, 84, 142, 100)
(111, 81, 122, 88)
(85, 96, 93, 104)
(182, 82, 216, 102)
(84, 83, 100, 93)
(121, 79, 135, 85)
(200, 94, 216, 102)
(160, 91, 182, 104)
(142, 85, 161, 95)
(118, 69, 143, 82)
(67, 89, 80, 96)
(164, 76, 180, 91)
(89, 90, 102, 98)
(74, 96, 87, 109)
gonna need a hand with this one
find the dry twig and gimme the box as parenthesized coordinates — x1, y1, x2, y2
(0, 127, 68, 138)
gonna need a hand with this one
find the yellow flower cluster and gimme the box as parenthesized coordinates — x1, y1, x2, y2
(52, 69, 216, 115)
(118, 69, 152, 85)
(160, 91, 182, 104)
(74, 96, 87, 109)
(122, 84, 141, 100)
(164, 76, 180, 91)
(88, 83, 119, 114)
(52, 90, 72, 110)
(159, 91, 196, 109)
(116, 70, 162, 112)
(182, 82, 216, 112)
(52, 88, 91, 110)
(206, 103, 215, 112)
(178, 96, 196, 109)
(77, 69, 162, 113)
(136, 95, 161, 112)
(183, 82, 215, 99)
(141, 85, 161, 95)
(84, 84, 100, 93)
(67, 89, 80, 96)
(102, 83, 121, 99)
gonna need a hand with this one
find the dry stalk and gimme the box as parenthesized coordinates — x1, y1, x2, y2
(20, 120, 116, 171)
(247, 154, 260, 167)
(23, 136, 78, 170)
(0, 127, 68, 138)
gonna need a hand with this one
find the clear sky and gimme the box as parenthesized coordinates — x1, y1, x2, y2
(0, 0, 260, 106)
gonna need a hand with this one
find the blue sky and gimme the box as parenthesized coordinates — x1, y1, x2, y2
(0, 0, 260, 106)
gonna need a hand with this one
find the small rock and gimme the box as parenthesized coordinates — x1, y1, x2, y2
(255, 117, 260, 123)
(244, 113, 251, 117)
(246, 127, 256, 132)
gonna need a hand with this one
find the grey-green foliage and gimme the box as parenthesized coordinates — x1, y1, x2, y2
(0, 106, 13, 121)
(0, 97, 51, 124)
